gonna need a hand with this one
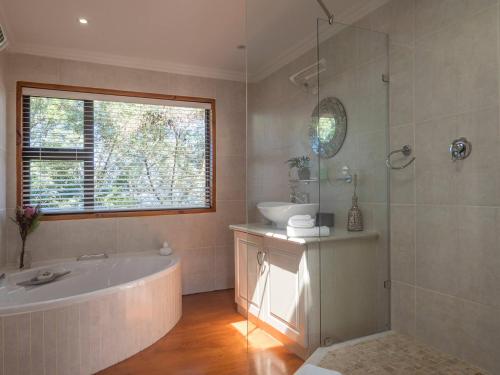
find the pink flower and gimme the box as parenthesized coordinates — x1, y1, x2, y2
(23, 205, 36, 219)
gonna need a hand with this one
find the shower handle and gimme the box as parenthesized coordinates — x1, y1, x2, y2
(450, 137, 471, 161)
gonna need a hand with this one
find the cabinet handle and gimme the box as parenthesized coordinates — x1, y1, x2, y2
(257, 250, 265, 266)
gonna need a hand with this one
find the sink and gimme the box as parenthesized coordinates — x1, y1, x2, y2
(257, 202, 319, 229)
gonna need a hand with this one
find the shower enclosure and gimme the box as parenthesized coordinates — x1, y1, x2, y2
(240, 1, 389, 372)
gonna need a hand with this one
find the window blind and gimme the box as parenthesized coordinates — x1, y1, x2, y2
(20, 87, 214, 215)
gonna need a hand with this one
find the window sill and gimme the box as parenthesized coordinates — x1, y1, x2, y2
(40, 207, 216, 221)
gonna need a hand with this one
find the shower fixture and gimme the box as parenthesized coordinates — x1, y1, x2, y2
(316, 0, 334, 24)
(449, 137, 471, 161)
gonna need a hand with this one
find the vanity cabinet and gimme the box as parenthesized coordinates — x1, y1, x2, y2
(234, 230, 309, 355)
(231, 224, 381, 360)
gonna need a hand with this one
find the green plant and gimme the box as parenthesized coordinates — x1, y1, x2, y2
(11, 205, 43, 269)
(285, 156, 310, 170)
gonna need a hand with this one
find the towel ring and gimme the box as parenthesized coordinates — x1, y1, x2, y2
(386, 145, 416, 170)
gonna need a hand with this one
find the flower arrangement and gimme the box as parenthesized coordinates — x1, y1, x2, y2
(12, 205, 43, 269)
(285, 156, 311, 180)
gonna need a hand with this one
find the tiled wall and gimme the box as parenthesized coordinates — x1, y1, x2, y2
(0, 53, 6, 267)
(247, 23, 390, 330)
(2, 53, 246, 294)
(357, 0, 500, 372)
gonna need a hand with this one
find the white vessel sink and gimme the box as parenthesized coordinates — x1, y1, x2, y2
(257, 202, 319, 229)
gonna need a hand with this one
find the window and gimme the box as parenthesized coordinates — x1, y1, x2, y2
(17, 82, 216, 219)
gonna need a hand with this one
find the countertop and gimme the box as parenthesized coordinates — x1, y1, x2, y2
(229, 223, 378, 245)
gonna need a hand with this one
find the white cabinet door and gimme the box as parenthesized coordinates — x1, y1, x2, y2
(234, 232, 266, 312)
(263, 238, 307, 347)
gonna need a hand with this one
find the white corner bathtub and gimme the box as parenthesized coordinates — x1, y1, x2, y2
(0, 253, 182, 374)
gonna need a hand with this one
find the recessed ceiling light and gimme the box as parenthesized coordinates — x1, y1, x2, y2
(78, 18, 88, 25)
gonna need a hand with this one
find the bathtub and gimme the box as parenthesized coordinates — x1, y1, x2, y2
(0, 252, 182, 374)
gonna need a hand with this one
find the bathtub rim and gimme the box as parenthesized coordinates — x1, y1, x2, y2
(0, 252, 180, 316)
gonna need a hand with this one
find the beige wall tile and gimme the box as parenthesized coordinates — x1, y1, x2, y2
(389, 45, 414, 127)
(414, 8, 498, 123)
(361, 0, 415, 46)
(390, 205, 415, 284)
(415, 205, 459, 294)
(30, 312, 44, 374)
(391, 281, 416, 336)
(181, 246, 216, 294)
(415, 0, 497, 41)
(215, 245, 235, 290)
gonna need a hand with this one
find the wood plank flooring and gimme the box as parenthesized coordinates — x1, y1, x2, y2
(98, 289, 303, 375)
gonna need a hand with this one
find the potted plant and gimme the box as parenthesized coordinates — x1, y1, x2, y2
(286, 156, 311, 180)
(12, 205, 43, 269)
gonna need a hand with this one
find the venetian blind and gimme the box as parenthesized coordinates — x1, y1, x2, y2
(21, 88, 214, 215)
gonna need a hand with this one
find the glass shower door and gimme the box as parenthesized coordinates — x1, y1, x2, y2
(316, 18, 390, 347)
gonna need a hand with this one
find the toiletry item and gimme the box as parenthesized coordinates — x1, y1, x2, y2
(160, 241, 173, 256)
(316, 212, 334, 227)
(287, 226, 330, 238)
(347, 174, 363, 231)
(36, 270, 55, 282)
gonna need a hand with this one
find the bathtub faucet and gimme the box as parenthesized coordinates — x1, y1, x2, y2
(76, 253, 109, 261)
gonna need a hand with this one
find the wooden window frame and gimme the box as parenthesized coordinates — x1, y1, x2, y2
(16, 81, 217, 221)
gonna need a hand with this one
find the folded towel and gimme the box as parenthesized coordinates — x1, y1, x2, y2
(290, 214, 312, 220)
(288, 215, 315, 228)
(294, 364, 342, 375)
(287, 226, 330, 238)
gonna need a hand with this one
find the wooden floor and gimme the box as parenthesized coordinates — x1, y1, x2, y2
(98, 289, 303, 375)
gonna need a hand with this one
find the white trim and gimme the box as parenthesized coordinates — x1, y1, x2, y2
(249, 0, 390, 82)
(9, 43, 245, 82)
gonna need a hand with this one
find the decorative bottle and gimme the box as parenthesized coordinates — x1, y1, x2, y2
(347, 174, 363, 231)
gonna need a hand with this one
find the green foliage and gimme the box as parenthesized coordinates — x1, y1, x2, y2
(28, 97, 209, 211)
(285, 155, 310, 170)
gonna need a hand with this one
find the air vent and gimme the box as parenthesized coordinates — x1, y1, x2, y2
(0, 24, 7, 51)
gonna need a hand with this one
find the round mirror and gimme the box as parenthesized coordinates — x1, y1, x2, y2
(309, 97, 347, 159)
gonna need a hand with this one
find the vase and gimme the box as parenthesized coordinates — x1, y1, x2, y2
(19, 240, 32, 269)
(298, 167, 311, 180)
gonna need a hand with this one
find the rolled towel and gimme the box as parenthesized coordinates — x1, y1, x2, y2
(288, 215, 315, 228)
(287, 226, 330, 238)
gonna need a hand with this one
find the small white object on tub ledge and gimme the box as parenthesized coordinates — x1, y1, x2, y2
(160, 241, 173, 256)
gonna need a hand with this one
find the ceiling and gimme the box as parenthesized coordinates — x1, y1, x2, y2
(0, 0, 387, 82)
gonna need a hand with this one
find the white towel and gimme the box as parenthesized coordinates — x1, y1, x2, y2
(287, 226, 330, 238)
(288, 215, 315, 228)
(290, 214, 312, 220)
